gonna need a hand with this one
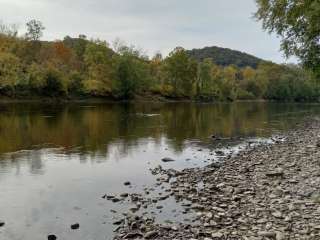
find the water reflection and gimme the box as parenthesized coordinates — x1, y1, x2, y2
(0, 101, 318, 182)
(0, 102, 318, 155)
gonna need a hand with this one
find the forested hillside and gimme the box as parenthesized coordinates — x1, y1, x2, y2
(187, 46, 263, 68)
(0, 20, 318, 102)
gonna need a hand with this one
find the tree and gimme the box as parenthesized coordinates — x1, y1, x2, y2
(239, 67, 261, 98)
(0, 21, 19, 37)
(149, 52, 165, 92)
(25, 20, 45, 41)
(83, 40, 113, 95)
(63, 35, 88, 60)
(256, 62, 282, 99)
(114, 52, 151, 99)
(197, 58, 213, 96)
(220, 65, 238, 100)
(165, 47, 197, 97)
(42, 67, 65, 97)
(26, 63, 46, 92)
(0, 52, 22, 94)
(255, 0, 320, 76)
(53, 41, 73, 64)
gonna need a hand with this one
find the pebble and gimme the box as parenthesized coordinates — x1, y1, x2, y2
(48, 235, 57, 240)
(161, 157, 175, 162)
(144, 230, 159, 239)
(70, 223, 80, 230)
(258, 231, 276, 238)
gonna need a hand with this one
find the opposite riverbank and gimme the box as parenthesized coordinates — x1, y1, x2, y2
(113, 118, 320, 240)
(0, 95, 315, 105)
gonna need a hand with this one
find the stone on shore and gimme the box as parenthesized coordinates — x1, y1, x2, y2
(48, 235, 57, 240)
(70, 223, 80, 230)
(161, 157, 175, 162)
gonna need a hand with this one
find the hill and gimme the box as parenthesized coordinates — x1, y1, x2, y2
(187, 46, 264, 68)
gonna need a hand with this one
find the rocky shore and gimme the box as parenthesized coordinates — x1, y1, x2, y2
(112, 119, 320, 240)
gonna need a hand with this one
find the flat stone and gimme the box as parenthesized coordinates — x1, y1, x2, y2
(112, 197, 121, 203)
(212, 232, 223, 238)
(144, 230, 159, 239)
(266, 168, 284, 177)
(124, 232, 143, 239)
(113, 219, 124, 225)
(120, 193, 129, 198)
(272, 211, 283, 218)
(258, 231, 276, 238)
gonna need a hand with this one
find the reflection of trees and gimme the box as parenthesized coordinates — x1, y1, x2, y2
(0, 102, 318, 161)
(0, 150, 45, 177)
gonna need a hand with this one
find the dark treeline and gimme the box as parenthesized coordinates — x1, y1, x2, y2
(187, 46, 263, 68)
(0, 20, 319, 101)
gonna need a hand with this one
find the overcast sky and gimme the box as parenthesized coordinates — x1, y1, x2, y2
(0, 0, 294, 63)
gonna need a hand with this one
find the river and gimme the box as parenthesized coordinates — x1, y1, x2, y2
(0, 101, 319, 240)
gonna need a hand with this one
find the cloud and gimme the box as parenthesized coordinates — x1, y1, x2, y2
(0, 0, 293, 63)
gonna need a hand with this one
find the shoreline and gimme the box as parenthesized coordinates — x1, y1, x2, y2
(0, 97, 318, 105)
(113, 118, 320, 239)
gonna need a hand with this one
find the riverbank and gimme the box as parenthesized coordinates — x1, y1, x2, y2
(0, 94, 316, 104)
(114, 118, 320, 239)
(0, 94, 189, 104)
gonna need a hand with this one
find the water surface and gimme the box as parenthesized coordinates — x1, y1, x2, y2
(0, 102, 319, 240)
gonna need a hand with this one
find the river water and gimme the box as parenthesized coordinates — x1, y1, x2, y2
(0, 102, 319, 240)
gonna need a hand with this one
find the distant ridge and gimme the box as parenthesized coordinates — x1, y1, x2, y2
(186, 46, 264, 68)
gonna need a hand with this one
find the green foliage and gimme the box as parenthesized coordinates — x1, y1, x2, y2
(114, 51, 151, 99)
(0, 20, 318, 102)
(165, 47, 197, 97)
(26, 63, 46, 92)
(68, 71, 84, 95)
(187, 46, 263, 68)
(42, 67, 65, 97)
(83, 40, 113, 95)
(239, 67, 262, 98)
(255, 0, 320, 76)
(236, 89, 255, 100)
(0, 52, 22, 93)
(198, 58, 213, 95)
(264, 64, 318, 101)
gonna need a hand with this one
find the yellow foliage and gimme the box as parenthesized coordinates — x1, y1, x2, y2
(83, 79, 112, 96)
(0, 52, 21, 88)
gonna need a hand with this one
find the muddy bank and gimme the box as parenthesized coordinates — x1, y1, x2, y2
(113, 119, 320, 240)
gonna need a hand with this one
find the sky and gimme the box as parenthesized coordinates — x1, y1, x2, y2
(0, 0, 294, 63)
